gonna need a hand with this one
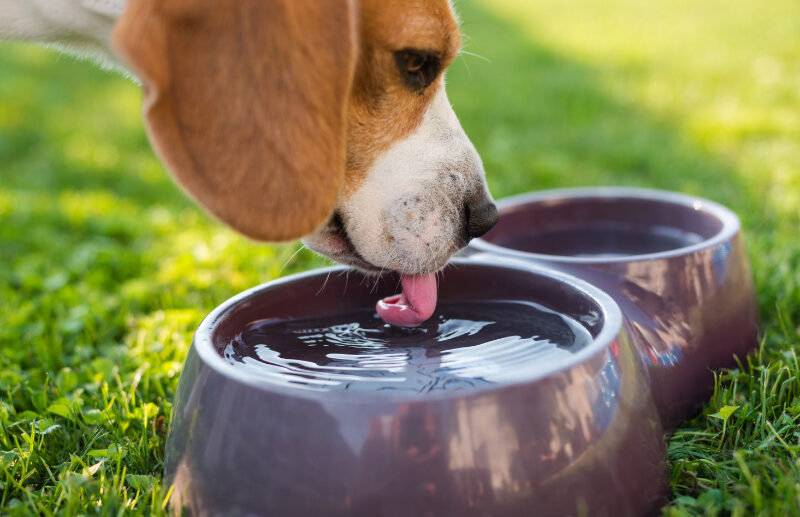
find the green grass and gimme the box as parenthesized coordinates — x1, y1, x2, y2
(1, 0, 799, 514)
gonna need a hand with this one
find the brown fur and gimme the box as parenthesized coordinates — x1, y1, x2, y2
(112, 0, 459, 241)
(345, 0, 461, 194)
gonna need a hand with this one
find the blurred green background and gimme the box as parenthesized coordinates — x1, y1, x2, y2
(1, 0, 799, 514)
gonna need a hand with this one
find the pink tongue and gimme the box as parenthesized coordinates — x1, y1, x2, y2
(376, 274, 438, 327)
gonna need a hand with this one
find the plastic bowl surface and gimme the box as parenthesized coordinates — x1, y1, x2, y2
(470, 187, 759, 427)
(165, 258, 667, 516)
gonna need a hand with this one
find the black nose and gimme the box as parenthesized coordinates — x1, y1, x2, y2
(465, 201, 499, 240)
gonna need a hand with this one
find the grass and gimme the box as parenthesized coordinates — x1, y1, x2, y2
(1, 0, 799, 514)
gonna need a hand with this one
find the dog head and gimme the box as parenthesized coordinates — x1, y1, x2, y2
(113, 0, 495, 276)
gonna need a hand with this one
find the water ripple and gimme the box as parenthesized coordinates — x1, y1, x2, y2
(222, 301, 593, 394)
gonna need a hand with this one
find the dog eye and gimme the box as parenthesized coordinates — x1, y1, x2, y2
(395, 49, 440, 91)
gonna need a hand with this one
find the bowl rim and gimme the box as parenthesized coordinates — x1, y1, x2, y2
(470, 187, 741, 265)
(191, 256, 624, 403)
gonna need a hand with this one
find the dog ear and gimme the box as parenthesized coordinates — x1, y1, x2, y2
(112, 0, 357, 241)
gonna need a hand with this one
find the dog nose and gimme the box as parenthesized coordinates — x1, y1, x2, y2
(465, 200, 499, 239)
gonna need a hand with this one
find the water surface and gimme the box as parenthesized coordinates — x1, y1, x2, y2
(494, 222, 704, 258)
(222, 301, 593, 394)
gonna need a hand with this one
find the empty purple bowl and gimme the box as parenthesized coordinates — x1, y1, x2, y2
(165, 258, 667, 516)
(469, 187, 759, 428)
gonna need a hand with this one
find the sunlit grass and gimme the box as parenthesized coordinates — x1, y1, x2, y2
(2, 0, 800, 513)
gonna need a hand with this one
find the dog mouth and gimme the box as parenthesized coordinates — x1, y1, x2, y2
(306, 212, 440, 328)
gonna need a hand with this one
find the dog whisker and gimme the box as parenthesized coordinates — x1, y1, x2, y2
(316, 269, 333, 297)
(276, 243, 307, 277)
(457, 49, 490, 63)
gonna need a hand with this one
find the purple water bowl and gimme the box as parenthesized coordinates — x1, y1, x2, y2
(469, 187, 760, 428)
(165, 258, 667, 516)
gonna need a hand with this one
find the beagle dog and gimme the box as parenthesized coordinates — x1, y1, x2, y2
(0, 0, 497, 326)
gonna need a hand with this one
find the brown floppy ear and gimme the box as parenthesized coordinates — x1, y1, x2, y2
(112, 0, 357, 241)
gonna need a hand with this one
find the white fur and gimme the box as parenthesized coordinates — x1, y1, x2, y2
(0, 0, 124, 64)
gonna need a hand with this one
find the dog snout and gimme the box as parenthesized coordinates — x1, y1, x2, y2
(465, 199, 498, 240)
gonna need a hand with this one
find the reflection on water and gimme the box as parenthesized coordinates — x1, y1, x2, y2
(222, 301, 593, 394)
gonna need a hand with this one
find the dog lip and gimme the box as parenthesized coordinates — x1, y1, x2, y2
(325, 213, 383, 273)
(318, 212, 455, 276)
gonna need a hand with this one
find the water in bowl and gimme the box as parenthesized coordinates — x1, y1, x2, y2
(222, 300, 594, 394)
(494, 222, 704, 258)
